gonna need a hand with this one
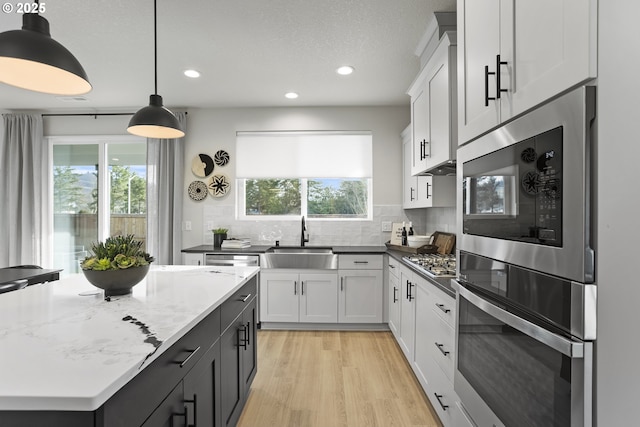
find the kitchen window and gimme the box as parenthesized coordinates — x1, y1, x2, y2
(236, 132, 372, 220)
(49, 136, 146, 274)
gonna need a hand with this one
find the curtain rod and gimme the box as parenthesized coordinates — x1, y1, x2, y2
(42, 112, 188, 117)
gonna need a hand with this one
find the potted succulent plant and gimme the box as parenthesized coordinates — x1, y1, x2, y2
(80, 234, 154, 297)
(212, 227, 228, 248)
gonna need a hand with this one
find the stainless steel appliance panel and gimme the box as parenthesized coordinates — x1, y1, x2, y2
(453, 281, 593, 427)
(457, 86, 595, 283)
(205, 254, 260, 267)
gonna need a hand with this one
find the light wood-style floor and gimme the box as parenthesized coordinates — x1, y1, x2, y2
(237, 330, 443, 427)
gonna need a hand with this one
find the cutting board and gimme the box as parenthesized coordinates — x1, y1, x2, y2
(431, 231, 456, 254)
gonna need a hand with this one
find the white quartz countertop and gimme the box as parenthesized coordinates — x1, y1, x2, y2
(0, 265, 259, 412)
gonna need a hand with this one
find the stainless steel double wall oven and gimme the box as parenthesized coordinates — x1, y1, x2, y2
(454, 86, 597, 427)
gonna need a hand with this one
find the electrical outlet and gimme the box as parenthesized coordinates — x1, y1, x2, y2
(184, 221, 192, 231)
(381, 221, 393, 232)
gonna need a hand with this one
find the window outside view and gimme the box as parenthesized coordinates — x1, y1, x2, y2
(244, 178, 369, 218)
(472, 176, 506, 213)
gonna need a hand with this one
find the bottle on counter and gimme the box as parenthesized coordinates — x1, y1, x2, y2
(401, 221, 408, 246)
(408, 222, 414, 236)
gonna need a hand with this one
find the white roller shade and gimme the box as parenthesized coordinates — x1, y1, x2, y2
(236, 131, 372, 178)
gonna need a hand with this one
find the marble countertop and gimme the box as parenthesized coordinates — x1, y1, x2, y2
(0, 265, 259, 412)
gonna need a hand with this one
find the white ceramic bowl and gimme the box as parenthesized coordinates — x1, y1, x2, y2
(407, 235, 432, 247)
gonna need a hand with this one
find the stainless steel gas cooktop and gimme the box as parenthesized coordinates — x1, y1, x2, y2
(403, 253, 456, 278)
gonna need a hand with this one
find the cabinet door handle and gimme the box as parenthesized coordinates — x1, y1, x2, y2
(435, 303, 451, 314)
(184, 394, 197, 427)
(420, 139, 425, 160)
(238, 325, 248, 349)
(435, 342, 450, 356)
(340, 277, 344, 291)
(496, 54, 508, 99)
(434, 393, 449, 411)
(176, 346, 201, 368)
(410, 187, 415, 201)
(301, 281, 304, 295)
(408, 281, 414, 301)
(246, 321, 251, 347)
(294, 281, 297, 295)
(422, 140, 430, 159)
(393, 286, 398, 303)
(484, 65, 496, 106)
(425, 181, 431, 199)
(239, 293, 252, 302)
(172, 405, 188, 427)
(389, 264, 396, 269)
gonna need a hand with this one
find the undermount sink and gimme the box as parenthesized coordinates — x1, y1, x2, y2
(261, 246, 338, 269)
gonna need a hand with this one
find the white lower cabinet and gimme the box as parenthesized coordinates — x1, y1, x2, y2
(398, 265, 416, 360)
(182, 253, 204, 265)
(390, 257, 466, 427)
(337, 255, 383, 323)
(260, 271, 338, 323)
(388, 257, 401, 339)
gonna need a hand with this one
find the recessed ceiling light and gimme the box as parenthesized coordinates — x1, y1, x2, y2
(336, 66, 355, 75)
(184, 69, 200, 78)
(285, 92, 299, 99)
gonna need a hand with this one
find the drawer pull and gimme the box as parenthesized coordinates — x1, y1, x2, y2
(436, 303, 451, 314)
(239, 293, 252, 302)
(353, 261, 369, 264)
(434, 393, 449, 411)
(172, 405, 188, 426)
(177, 346, 201, 368)
(389, 264, 396, 269)
(435, 342, 450, 356)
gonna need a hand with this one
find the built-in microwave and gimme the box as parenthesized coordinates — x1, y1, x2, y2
(457, 86, 596, 284)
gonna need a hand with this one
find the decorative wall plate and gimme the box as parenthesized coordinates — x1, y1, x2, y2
(208, 174, 230, 197)
(191, 154, 215, 177)
(188, 180, 208, 201)
(214, 149, 230, 166)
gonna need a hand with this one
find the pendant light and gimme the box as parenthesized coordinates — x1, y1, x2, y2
(127, 0, 184, 139)
(0, 1, 91, 95)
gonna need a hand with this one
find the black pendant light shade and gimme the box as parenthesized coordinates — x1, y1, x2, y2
(127, 94, 184, 139)
(127, 0, 184, 139)
(0, 13, 91, 95)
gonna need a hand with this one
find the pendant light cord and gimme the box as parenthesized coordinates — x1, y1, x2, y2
(153, 0, 158, 95)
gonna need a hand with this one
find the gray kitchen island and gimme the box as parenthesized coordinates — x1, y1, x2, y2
(0, 265, 259, 427)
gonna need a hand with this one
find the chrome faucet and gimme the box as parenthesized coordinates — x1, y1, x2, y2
(301, 216, 309, 246)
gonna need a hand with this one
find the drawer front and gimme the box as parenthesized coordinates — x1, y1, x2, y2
(388, 256, 400, 278)
(102, 307, 221, 427)
(339, 254, 383, 270)
(221, 276, 257, 331)
(426, 357, 456, 426)
(428, 312, 455, 381)
(431, 285, 456, 328)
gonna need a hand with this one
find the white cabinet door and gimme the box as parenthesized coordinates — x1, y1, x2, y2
(388, 262, 401, 338)
(259, 272, 299, 322)
(338, 270, 383, 323)
(501, 0, 597, 121)
(403, 136, 418, 209)
(458, 0, 597, 145)
(299, 273, 338, 323)
(411, 85, 429, 175)
(398, 267, 415, 360)
(413, 278, 436, 392)
(457, 0, 501, 144)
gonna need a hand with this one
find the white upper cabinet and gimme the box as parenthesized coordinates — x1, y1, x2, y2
(457, 0, 597, 145)
(408, 31, 458, 175)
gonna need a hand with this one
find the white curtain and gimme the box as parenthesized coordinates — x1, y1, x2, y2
(0, 114, 51, 267)
(146, 112, 186, 264)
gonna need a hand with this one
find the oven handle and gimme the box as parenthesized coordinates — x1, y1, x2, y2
(455, 282, 584, 358)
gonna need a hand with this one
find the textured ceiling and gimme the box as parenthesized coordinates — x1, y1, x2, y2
(0, 0, 456, 112)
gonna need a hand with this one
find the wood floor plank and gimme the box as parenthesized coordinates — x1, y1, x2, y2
(237, 330, 442, 427)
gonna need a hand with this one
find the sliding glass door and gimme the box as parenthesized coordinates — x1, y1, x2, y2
(50, 137, 146, 275)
